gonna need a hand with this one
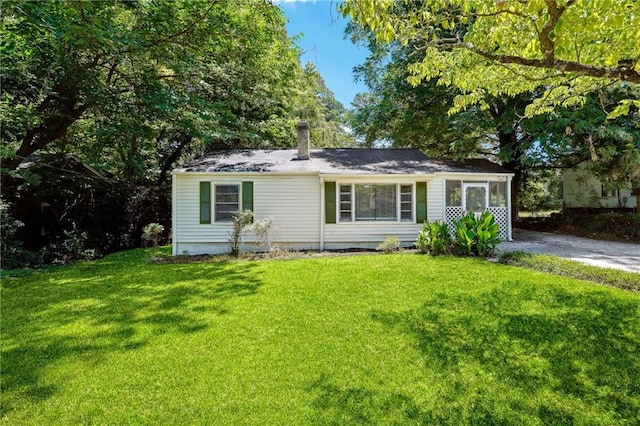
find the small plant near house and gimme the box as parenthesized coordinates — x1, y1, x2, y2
(453, 211, 501, 257)
(415, 220, 451, 255)
(377, 236, 401, 253)
(248, 217, 289, 257)
(142, 223, 165, 258)
(229, 210, 254, 257)
(249, 217, 274, 252)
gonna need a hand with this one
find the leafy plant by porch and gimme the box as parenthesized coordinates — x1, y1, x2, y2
(2, 250, 639, 424)
(453, 210, 502, 257)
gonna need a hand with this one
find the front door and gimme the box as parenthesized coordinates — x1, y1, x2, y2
(463, 183, 488, 214)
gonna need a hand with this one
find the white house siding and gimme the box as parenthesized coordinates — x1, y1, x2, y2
(563, 167, 636, 208)
(173, 171, 514, 254)
(427, 177, 444, 222)
(173, 173, 321, 255)
(323, 223, 421, 249)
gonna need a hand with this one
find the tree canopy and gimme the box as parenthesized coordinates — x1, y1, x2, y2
(0, 0, 352, 263)
(1, 0, 350, 176)
(341, 0, 640, 117)
(345, 17, 640, 216)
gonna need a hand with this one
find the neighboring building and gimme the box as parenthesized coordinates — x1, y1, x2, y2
(562, 163, 638, 209)
(172, 122, 514, 255)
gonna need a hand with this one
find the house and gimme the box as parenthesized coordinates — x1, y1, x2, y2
(171, 122, 514, 255)
(562, 163, 639, 209)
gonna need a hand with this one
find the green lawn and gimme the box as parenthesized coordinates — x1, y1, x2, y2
(2, 249, 640, 425)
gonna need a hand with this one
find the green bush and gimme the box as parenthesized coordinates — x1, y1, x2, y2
(377, 236, 401, 253)
(0, 198, 29, 269)
(499, 251, 640, 292)
(40, 230, 98, 265)
(415, 220, 451, 255)
(453, 211, 501, 257)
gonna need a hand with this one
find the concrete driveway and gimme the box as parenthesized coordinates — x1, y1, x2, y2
(498, 228, 640, 274)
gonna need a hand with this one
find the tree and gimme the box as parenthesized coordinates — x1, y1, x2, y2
(341, 0, 640, 117)
(296, 63, 352, 147)
(0, 0, 306, 174)
(346, 22, 487, 154)
(1, 0, 352, 260)
(346, 19, 640, 217)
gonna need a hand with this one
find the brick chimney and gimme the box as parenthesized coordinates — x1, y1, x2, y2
(297, 120, 310, 160)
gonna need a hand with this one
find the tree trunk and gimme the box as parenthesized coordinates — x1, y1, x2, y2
(498, 131, 524, 221)
(4, 85, 87, 171)
(157, 134, 192, 186)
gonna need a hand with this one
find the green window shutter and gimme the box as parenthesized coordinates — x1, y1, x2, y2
(416, 182, 427, 223)
(325, 181, 336, 224)
(200, 181, 211, 224)
(242, 181, 253, 211)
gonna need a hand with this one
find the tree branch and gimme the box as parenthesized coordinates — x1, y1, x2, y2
(119, 1, 218, 55)
(429, 41, 640, 83)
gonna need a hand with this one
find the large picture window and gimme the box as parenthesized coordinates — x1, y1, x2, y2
(334, 183, 414, 222)
(214, 184, 239, 222)
(355, 184, 396, 221)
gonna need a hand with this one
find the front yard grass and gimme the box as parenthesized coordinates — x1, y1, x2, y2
(2, 249, 640, 424)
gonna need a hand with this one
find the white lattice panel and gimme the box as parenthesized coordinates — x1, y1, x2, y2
(488, 207, 509, 239)
(445, 206, 464, 234)
(446, 206, 508, 240)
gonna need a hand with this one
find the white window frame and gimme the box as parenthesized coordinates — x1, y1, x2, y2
(337, 182, 414, 223)
(213, 183, 241, 223)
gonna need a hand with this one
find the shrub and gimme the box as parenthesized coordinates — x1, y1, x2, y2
(40, 230, 98, 265)
(229, 210, 254, 257)
(415, 220, 451, 255)
(452, 211, 501, 257)
(0, 198, 28, 269)
(142, 223, 165, 257)
(377, 236, 401, 253)
(249, 217, 274, 252)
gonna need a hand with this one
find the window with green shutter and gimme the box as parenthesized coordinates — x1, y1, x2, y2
(242, 181, 253, 211)
(416, 182, 427, 223)
(199, 182, 211, 224)
(325, 181, 336, 224)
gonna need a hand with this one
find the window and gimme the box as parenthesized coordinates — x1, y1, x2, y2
(447, 179, 508, 210)
(400, 185, 412, 220)
(355, 184, 397, 221)
(601, 185, 617, 198)
(339, 185, 352, 221)
(446, 180, 462, 206)
(489, 182, 507, 207)
(334, 183, 413, 222)
(214, 184, 239, 222)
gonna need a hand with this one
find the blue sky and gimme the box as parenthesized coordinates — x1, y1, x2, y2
(276, 0, 369, 108)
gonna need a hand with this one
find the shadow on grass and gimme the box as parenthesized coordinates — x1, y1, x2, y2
(1, 249, 263, 415)
(309, 374, 431, 424)
(368, 284, 640, 423)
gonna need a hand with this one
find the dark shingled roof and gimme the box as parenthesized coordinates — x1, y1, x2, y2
(175, 149, 512, 175)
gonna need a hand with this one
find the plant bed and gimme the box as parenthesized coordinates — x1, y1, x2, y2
(517, 210, 640, 243)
